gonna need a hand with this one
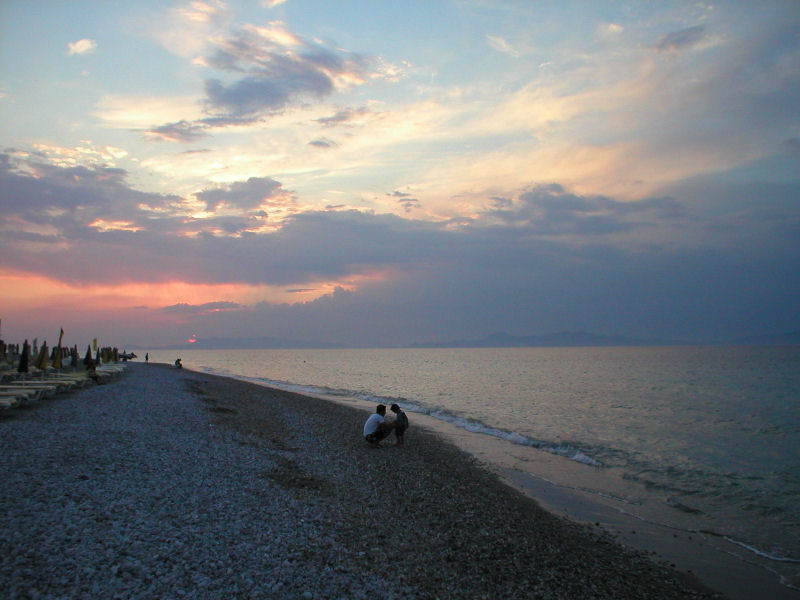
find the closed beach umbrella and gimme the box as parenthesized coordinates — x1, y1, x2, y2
(17, 339, 29, 373)
(53, 328, 64, 369)
(70, 345, 78, 368)
(83, 344, 93, 368)
(34, 341, 48, 371)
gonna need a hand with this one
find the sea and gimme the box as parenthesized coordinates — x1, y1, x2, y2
(146, 345, 799, 594)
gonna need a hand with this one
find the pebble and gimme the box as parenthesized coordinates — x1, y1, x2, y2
(0, 363, 721, 600)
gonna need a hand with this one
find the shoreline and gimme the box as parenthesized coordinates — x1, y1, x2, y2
(373, 408, 800, 600)
(2, 362, 725, 598)
(205, 366, 798, 600)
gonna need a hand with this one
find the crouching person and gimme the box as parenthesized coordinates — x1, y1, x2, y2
(363, 404, 395, 447)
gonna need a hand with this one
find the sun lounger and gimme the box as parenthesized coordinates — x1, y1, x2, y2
(0, 388, 40, 404)
(0, 383, 61, 398)
(19, 380, 70, 391)
(41, 373, 90, 389)
(0, 396, 22, 410)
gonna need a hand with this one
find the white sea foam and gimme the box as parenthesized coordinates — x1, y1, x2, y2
(723, 537, 800, 564)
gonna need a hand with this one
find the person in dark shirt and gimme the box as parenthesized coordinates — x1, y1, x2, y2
(390, 403, 409, 446)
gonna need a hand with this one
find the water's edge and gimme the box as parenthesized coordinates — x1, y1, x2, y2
(192, 365, 798, 600)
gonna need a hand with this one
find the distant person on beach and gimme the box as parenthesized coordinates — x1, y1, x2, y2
(363, 404, 395, 447)
(145, 353, 149, 363)
(390, 403, 409, 446)
(174, 358, 182, 369)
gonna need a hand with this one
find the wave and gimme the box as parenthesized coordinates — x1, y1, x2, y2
(199, 366, 605, 468)
(722, 536, 800, 564)
(361, 393, 603, 467)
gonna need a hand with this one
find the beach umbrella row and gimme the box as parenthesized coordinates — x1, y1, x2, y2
(4, 327, 129, 373)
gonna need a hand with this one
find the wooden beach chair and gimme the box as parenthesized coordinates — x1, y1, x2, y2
(0, 396, 22, 410)
(95, 365, 125, 379)
(0, 388, 41, 404)
(27, 380, 73, 392)
(42, 372, 89, 389)
(0, 382, 61, 399)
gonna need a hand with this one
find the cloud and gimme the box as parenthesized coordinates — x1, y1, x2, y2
(201, 23, 372, 118)
(597, 23, 624, 37)
(2, 151, 798, 344)
(155, 0, 231, 59)
(309, 138, 336, 148)
(262, 0, 287, 6)
(180, 148, 213, 155)
(482, 184, 686, 236)
(145, 120, 210, 142)
(161, 301, 241, 314)
(314, 106, 372, 128)
(194, 176, 290, 212)
(387, 190, 419, 213)
(147, 20, 385, 140)
(656, 26, 706, 53)
(93, 94, 204, 129)
(486, 35, 520, 58)
(67, 38, 97, 55)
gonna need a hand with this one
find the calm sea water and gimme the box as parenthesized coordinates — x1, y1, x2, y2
(147, 345, 800, 575)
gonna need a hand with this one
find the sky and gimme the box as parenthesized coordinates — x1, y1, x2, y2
(1, 0, 799, 348)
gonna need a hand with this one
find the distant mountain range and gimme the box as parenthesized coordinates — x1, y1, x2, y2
(410, 331, 680, 348)
(730, 330, 800, 346)
(416, 330, 800, 348)
(128, 330, 800, 350)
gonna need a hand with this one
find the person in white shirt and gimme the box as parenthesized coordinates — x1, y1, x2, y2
(363, 404, 395, 446)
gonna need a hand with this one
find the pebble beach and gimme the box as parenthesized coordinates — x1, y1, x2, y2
(0, 362, 724, 599)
